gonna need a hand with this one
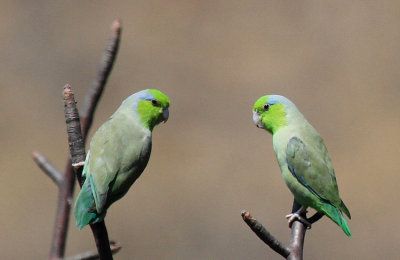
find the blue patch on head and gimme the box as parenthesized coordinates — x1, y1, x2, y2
(128, 89, 155, 110)
(267, 95, 287, 105)
(267, 95, 281, 105)
(135, 89, 154, 101)
(267, 95, 295, 108)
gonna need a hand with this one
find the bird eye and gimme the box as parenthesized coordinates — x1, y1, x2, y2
(151, 99, 160, 106)
(263, 104, 270, 111)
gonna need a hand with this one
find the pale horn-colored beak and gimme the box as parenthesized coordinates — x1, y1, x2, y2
(253, 111, 264, 129)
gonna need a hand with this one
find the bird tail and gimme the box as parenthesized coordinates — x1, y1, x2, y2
(319, 202, 351, 237)
(74, 179, 102, 229)
(339, 200, 351, 219)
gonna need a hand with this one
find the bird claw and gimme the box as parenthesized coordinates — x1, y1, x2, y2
(285, 213, 312, 229)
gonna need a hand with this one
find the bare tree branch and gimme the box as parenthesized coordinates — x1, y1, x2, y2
(33, 20, 122, 260)
(32, 150, 64, 186)
(65, 241, 121, 260)
(287, 200, 306, 260)
(64, 85, 86, 167)
(241, 210, 290, 258)
(288, 221, 306, 260)
(242, 199, 324, 259)
(63, 85, 113, 260)
(89, 221, 114, 260)
(49, 152, 77, 260)
(80, 19, 122, 139)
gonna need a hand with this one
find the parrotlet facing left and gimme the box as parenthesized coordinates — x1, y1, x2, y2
(252, 95, 351, 237)
(74, 89, 170, 229)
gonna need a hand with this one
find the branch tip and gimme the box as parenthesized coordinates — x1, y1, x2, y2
(31, 149, 40, 159)
(241, 210, 253, 220)
(111, 19, 122, 35)
(63, 84, 72, 95)
(241, 210, 290, 258)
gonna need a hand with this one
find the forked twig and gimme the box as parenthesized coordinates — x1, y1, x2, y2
(33, 19, 122, 260)
(80, 19, 122, 140)
(242, 200, 324, 260)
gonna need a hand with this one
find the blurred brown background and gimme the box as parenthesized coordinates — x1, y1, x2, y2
(1, 1, 399, 259)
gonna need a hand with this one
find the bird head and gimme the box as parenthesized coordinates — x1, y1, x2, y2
(252, 95, 291, 134)
(136, 89, 170, 131)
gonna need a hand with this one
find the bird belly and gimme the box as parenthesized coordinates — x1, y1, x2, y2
(281, 168, 318, 209)
(273, 127, 320, 209)
(108, 139, 151, 206)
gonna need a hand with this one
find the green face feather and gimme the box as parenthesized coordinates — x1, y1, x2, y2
(137, 89, 170, 131)
(148, 89, 170, 107)
(253, 95, 288, 134)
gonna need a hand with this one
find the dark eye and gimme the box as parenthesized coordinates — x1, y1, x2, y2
(151, 99, 160, 106)
(263, 104, 270, 111)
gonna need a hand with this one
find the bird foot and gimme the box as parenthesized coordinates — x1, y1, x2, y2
(285, 206, 312, 229)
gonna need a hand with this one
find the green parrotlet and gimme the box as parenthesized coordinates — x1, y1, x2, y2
(74, 89, 170, 229)
(252, 95, 351, 237)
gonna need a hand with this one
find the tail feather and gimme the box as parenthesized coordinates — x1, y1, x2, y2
(339, 200, 351, 219)
(320, 202, 351, 237)
(74, 179, 102, 229)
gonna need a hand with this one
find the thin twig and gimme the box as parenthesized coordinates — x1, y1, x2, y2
(32, 150, 64, 186)
(64, 85, 86, 167)
(65, 242, 121, 260)
(45, 85, 84, 260)
(48, 152, 77, 259)
(241, 210, 290, 258)
(80, 19, 122, 139)
(242, 199, 324, 259)
(40, 20, 122, 260)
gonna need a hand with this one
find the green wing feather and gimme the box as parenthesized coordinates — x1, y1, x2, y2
(85, 118, 123, 213)
(74, 118, 124, 228)
(74, 112, 152, 228)
(286, 136, 351, 236)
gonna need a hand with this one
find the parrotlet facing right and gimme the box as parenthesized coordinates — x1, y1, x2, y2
(74, 89, 170, 229)
(252, 95, 351, 237)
